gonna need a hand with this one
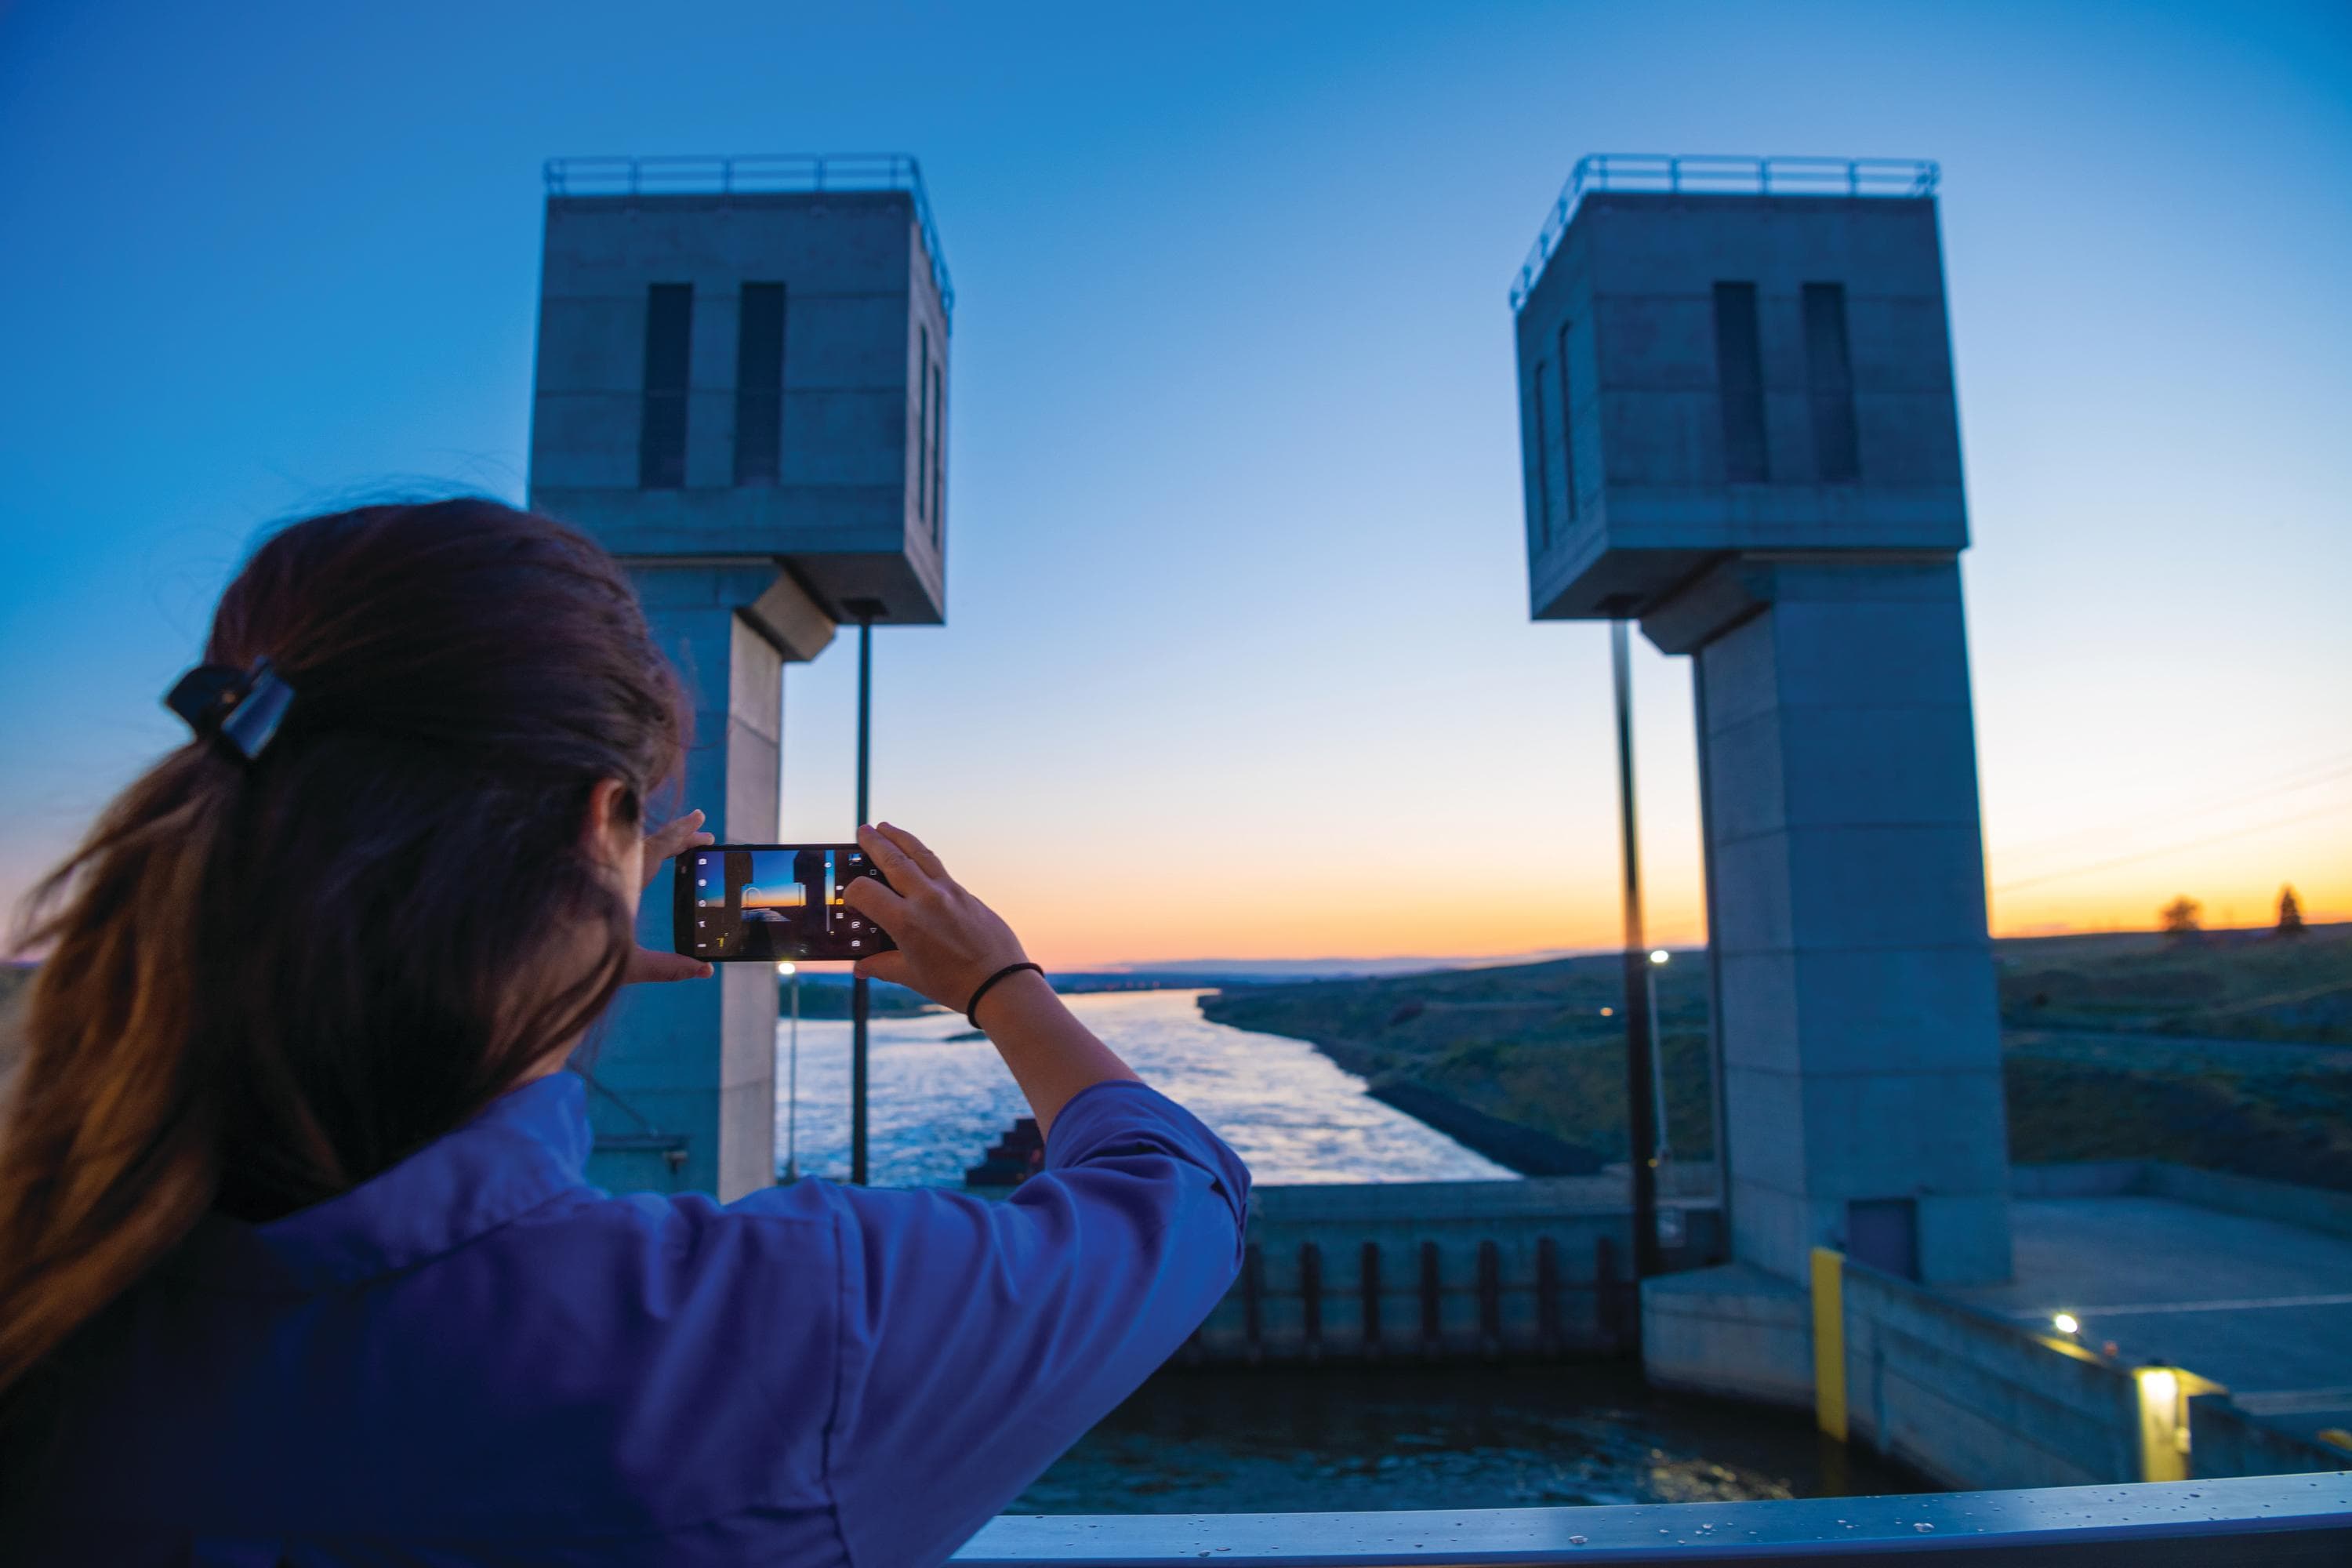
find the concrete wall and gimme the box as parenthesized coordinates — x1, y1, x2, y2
(1517, 192, 1965, 621)
(1841, 1258, 2347, 1488)
(1183, 1181, 1725, 1363)
(2190, 1394, 2352, 1479)
(531, 189, 946, 625)
(1643, 1263, 1814, 1408)
(2145, 1162, 2352, 1243)
(2013, 1159, 2352, 1242)
(1838, 1260, 2141, 1490)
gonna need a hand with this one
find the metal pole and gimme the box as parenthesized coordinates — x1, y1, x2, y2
(1646, 958, 1671, 1164)
(851, 615, 873, 1186)
(785, 969, 800, 1181)
(1612, 620, 1663, 1285)
(1690, 661, 1732, 1236)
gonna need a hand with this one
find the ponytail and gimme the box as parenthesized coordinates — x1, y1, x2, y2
(0, 753, 238, 1394)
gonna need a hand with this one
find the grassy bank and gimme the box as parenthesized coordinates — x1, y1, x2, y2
(1200, 952, 1718, 1174)
(1201, 925, 2352, 1190)
(1994, 924, 2352, 1041)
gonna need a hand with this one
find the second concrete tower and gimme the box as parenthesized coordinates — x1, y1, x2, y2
(1513, 156, 2010, 1287)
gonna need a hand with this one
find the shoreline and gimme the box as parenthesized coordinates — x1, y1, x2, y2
(1194, 992, 1602, 1178)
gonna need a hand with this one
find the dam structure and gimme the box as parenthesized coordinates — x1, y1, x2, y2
(527, 154, 950, 1199)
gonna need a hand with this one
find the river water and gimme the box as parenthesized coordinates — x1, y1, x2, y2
(1017, 1363, 1924, 1513)
(770, 987, 1926, 1512)
(771, 987, 1515, 1186)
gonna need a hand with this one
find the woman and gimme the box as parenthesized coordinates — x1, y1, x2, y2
(0, 499, 1250, 1566)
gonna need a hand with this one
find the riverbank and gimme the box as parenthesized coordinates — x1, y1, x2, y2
(1198, 953, 1713, 1178)
(1196, 924, 2352, 1189)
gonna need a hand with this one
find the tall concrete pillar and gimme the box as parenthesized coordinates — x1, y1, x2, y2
(1652, 557, 2009, 1284)
(1512, 158, 2011, 1285)
(591, 566, 833, 1198)
(527, 155, 953, 1198)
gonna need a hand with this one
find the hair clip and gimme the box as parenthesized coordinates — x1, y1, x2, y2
(164, 657, 296, 762)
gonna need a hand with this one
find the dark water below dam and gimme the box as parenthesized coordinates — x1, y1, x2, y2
(1017, 1362, 1929, 1513)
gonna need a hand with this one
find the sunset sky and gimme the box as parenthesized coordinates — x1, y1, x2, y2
(2, 2, 2346, 971)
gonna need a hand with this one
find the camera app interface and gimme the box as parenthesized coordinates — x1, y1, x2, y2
(687, 847, 891, 961)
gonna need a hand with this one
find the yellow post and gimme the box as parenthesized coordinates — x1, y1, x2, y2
(2137, 1366, 2227, 1483)
(1811, 1246, 1847, 1441)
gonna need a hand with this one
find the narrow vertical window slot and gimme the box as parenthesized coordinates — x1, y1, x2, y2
(1555, 321, 1579, 523)
(916, 326, 931, 525)
(1711, 281, 1768, 483)
(1803, 282, 1859, 482)
(733, 283, 786, 486)
(639, 283, 693, 490)
(1531, 363, 1552, 549)
(927, 359, 943, 543)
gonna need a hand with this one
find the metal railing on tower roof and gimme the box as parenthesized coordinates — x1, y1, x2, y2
(1509, 154, 1940, 312)
(543, 154, 955, 324)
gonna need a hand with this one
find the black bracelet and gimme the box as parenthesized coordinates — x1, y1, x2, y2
(966, 962, 1045, 1029)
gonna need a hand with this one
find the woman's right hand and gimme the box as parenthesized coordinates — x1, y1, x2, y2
(842, 823, 1030, 1012)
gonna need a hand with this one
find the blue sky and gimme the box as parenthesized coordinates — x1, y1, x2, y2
(2, 1, 2347, 964)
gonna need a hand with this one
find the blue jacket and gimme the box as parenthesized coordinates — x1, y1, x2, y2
(7, 1073, 1250, 1566)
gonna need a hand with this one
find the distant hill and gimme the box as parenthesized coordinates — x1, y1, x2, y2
(1202, 925, 2352, 1189)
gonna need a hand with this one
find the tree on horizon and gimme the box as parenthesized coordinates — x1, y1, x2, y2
(2278, 885, 2307, 937)
(2160, 895, 2202, 938)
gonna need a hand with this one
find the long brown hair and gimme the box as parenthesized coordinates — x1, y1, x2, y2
(0, 499, 686, 1399)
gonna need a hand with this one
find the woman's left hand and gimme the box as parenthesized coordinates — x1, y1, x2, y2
(625, 809, 716, 984)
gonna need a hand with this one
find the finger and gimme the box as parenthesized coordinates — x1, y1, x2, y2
(843, 873, 909, 928)
(630, 946, 713, 983)
(855, 823, 930, 894)
(644, 815, 713, 888)
(874, 822, 949, 882)
(644, 810, 710, 864)
(853, 949, 914, 986)
(645, 808, 707, 852)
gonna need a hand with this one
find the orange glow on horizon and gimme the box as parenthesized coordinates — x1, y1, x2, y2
(996, 860, 2347, 971)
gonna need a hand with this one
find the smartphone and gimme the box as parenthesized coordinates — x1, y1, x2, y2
(673, 843, 897, 963)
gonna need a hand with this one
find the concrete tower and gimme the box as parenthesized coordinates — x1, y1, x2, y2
(528, 154, 951, 1199)
(1512, 157, 2010, 1287)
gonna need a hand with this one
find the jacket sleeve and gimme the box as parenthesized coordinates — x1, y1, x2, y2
(819, 1080, 1249, 1568)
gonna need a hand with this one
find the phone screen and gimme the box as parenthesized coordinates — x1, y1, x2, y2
(673, 844, 895, 962)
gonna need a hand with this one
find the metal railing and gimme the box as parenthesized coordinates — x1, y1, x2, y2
(542, 154, 955, 322)
(1509, 154, 1940, 312)
(956, 1472, 2352, 1565)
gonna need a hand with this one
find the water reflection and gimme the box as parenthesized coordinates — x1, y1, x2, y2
(775, 989, 1514, 1186)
